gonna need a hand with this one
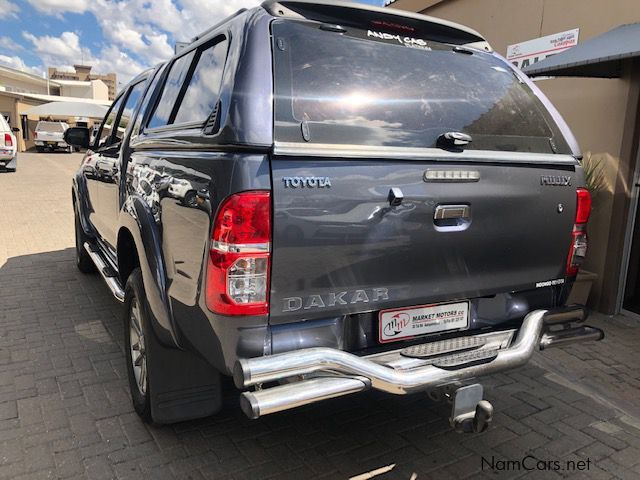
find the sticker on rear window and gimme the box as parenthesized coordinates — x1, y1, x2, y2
(367, 30, 431, 50)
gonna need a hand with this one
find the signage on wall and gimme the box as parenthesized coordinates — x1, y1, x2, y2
(506, 28, 579, 69)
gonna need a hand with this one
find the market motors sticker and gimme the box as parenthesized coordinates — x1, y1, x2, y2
(379, 301, 469, 343)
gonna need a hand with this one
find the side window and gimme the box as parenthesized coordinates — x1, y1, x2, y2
(113, 80, 146, 143)
(147, 50, 196, 129)
(174, 38, 228, 124)
(131, 68, 164, 138)
(97, 95, 125, 148)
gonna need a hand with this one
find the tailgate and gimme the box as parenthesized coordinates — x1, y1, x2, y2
(269, 158, 577, 324)
(36, 133, 63, 142)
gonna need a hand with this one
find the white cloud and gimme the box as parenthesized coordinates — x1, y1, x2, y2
(0, 55, 44, 77)
(26, 0, 88, 15)
(17, 0, 264, 85)
(0, 0, 19, 18)
(0, 36, 23, 52)
(173, 0, 262, 40)
(144, 33, 174, 66)
(22, 30, 144, 84)
(22, 31, 88, 70)
(91, 45, 146, 83)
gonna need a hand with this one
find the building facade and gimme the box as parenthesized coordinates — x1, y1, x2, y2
(388, 0, 640, 316)
(0, 64, 111, 151)
(49, 65, 117, 101)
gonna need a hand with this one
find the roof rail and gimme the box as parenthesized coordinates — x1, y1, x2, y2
(261, 0, 489, 48)
(190, 8, 248, 43)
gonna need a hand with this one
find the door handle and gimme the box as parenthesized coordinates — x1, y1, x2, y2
(434, 204, 471, 232)
(434, 205, 470, 220)
(96, 160, 115, 173)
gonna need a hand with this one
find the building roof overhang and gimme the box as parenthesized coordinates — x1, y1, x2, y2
(523, 23, 640, 78)
(0, 90, 111, 107)
(0, 64, 61, 88)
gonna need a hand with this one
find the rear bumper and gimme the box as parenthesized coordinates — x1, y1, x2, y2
(35, 141, 67, 147)
(234, 306, 603, 419)
(0, 154, 17, 168)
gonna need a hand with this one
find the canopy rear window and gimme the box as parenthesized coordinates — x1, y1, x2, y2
(272, 20, 571, 154)
(36, 122, 65, 132)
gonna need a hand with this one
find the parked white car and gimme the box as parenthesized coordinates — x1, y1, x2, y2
(0, 115, 18, 172)
(34, 121, 72, 153)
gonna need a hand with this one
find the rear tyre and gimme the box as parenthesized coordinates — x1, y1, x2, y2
(124, 268, 152, 423)
(74, 207, 96, 273)
(36, 146, 43, 153)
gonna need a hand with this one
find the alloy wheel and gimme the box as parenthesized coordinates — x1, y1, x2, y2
(129, 297, 147, 396)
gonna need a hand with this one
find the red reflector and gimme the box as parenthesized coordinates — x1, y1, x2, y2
(575, 188, 591, 224)
(566, 228, 587, 277)
(4, 133, 11, 147)
(206, 191, 271, 316)
(566, 188, 592, 277)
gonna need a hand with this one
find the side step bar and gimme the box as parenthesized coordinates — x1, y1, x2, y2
(83, 242, 125, 302)
(235, 307, 603, 419)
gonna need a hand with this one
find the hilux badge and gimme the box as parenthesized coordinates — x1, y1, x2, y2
(540, 175, 571, 186)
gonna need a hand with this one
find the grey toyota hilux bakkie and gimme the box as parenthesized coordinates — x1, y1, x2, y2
(65, 0, 603, 431)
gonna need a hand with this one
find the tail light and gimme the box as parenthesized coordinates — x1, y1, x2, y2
(3, 133, 11, 147)
(206, 191, 271, 316)
(33, 131, 37, 140)
(566, 188, 591, 276)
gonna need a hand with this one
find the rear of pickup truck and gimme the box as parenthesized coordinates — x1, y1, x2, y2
(230, 12, 603, 426)
(34, 121, 70, 152)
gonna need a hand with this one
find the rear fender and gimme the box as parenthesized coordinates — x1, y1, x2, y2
(120, 195, 179, 348)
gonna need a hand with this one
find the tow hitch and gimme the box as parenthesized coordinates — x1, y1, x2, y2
(449, 384, 493, 433)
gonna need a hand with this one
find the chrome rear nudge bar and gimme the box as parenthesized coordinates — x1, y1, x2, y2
(235, 307, 603, 419)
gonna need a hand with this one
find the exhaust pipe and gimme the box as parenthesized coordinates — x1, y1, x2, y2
(240, 376, 370, 419)
(539, 325, 604, 350)
(543, 304, 588, 325)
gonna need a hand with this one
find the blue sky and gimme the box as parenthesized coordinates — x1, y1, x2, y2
(0, 0, 385, 88)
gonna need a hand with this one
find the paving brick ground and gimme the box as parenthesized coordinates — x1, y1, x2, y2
(1, 153, 640, 479)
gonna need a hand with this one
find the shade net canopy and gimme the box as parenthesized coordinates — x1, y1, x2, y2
(23, 101, 109, 118)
